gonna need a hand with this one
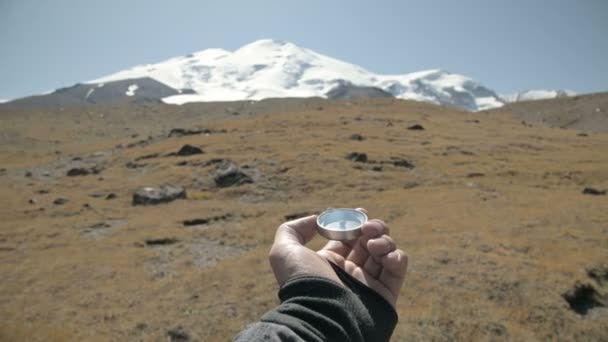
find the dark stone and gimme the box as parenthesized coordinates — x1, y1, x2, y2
(169, 128, 211, 138)
(213, 162, 253, 187)
(126, 139, 149, 148)
(135, 153, 159, 161)
(176, 144, 203, 156)
(183, 218, 209, 226)
(372, 166, 383, 172)
(391, 159, 415, 169)
(28, 199, 37, 204)
(53, 197, 69, 205)
(583, 187, 606, 196)
(467, 173, 485, 178)
(346, 152, 368, 163)
(25, 171, 33, 177)
(407, 124, 425, 130)
(577, 133, 589, 137)
(67, 167, 101, 177)
(350, 134, 366, 141)
(562, 283, 606, 315)
(145, 237, 178, 246)
(105, 193, 117, 200)
(167, 326, 190, 341)
(125, 161, 146, 169)
(132, 186, 186, 206)
(182, 214, 231, 226)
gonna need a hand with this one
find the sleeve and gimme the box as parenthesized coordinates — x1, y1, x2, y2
(233, 262, 398, 342)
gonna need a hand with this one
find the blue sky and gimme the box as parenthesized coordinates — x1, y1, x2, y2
(1, 0, 606, 100)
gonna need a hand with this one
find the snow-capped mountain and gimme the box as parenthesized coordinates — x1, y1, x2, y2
(503, 89, 576, 103)
(89, 39, 504, 111)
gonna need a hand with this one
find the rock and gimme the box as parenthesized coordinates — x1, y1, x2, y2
(132, 186, 186, 206)
(372, 166, 383, 172)
(167, 326, 190, 341)
(28, 199, 37, 204)
(583, 187, 606, 196)
(176, 144, 203, 156)
(67, 167, 101, 177)
(391, 158, 415, 169)
(182, 214, 231, 226)
(145, 237, 178, 246)
(105, 193, 117, 200)
(407, 124, 425, 130)
(346, 152, 368, 163)
(169, 128, 210, 137)
(134, 153, 159, 161)
(53, 197, 69, 205)
(25, 171, 33, 178)
(350, 133, 366, 141)
(467, 172, 485, 178)
(213, 162, 253, 187)
(562, 282, 606, 315)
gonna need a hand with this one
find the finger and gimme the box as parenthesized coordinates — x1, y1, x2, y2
(346, 220, 388, 265)
(362, 257, 382, 278)
(367, 235, 396, 261)
(273, 215, 318, 247)
(363, 235, 396, 278)
(361, 219, 389, 237)
(379, 249, 408, 299)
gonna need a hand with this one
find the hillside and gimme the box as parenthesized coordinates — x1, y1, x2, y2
(0, 97, 607, 341)
(487, 92, 608, 133)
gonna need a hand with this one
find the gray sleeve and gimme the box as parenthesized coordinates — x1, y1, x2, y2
(233, 322, 304, 342)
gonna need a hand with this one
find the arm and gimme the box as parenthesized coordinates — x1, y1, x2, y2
(234, 209, 408, 341)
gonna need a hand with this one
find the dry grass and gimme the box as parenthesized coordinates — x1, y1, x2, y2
(1, 98, 607, 341)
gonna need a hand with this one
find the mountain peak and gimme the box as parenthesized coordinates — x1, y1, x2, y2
(80, 40, 506, 110)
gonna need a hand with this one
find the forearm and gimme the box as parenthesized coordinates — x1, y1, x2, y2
(234, 263, 398, 342)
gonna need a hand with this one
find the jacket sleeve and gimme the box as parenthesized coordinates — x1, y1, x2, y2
(234, 262, 398, 342)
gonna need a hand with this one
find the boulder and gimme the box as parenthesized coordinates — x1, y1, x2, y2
(407, 124, 425, 130)
(176, 144, 203, 156)
(213, 162, 253, 187)
(67, 167, 101, 176)
(346, 152, 368, 163)
(583, 187, 606, 196)
(132, 186, 186, 206)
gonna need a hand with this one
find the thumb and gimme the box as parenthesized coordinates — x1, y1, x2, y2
(274, 215, 319, 247)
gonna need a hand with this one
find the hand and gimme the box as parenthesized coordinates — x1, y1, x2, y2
(268, 208, 408, 308)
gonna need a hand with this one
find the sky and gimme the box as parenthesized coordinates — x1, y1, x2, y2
(0, 0, 607, 100)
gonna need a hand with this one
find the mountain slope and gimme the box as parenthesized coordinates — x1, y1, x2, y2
(89, 39, 504, 111)
(2, 77, 193, 109)
(487, 91, 608, 132)
(503, 89, 576, 103)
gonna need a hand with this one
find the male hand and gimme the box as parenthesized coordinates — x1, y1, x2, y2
(268, 208, 408, 307)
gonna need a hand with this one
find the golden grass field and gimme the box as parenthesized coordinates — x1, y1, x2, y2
(1, 97, 607, 341)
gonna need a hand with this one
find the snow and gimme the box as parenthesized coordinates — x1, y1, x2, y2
(88, 39, 505, 111)
(85, 88, 95, 100)
(0, 99, 8, 103)
(503, 89, 576, 103)
(125, 84, 139, 96)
